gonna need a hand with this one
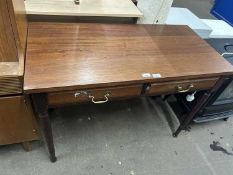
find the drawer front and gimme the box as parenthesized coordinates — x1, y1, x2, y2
(48, 85, 143, 106)
(145, 78, 218, 95)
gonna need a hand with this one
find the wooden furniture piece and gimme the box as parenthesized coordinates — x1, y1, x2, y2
(0, 0, 39, 147)
(0, 0, 25, 93)
(24, 23, 233, 162)
(24, 0, 142, 23)
(0, 96, 39, 146)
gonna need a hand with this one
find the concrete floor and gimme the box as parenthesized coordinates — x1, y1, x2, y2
(1, 0, 233, 175)
(1, 98, 233, 175)
(172, 0, 215, 19)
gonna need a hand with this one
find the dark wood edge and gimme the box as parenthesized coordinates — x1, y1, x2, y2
(173, 76, 227, 137)
(23, 75, 227, 94)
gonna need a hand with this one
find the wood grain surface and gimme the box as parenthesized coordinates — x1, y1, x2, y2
(0, 95, 39, 145)
(24, 23, 233, 93)
(0, 0, 27, 96)
(25, 0, 142, 17)
(8, 0, 28, 75)
(0, 76, 22, 96)
(0, 0, 18, 62)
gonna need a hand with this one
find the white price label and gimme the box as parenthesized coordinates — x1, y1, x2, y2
(152, 73, 161, 78)
(142, 73, 151, 78)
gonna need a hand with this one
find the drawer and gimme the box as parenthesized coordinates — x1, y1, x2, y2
(145, 78, 218, 95)
(48, 85, 143, 106)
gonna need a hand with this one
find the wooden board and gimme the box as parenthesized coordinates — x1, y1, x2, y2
(8, 0, 28, 76)
(0, 0, 27, 96)
(0, 0, 18, 62)
(25, 0, 143, 17)
(10, 0, 28, 61)
(0, 62, 22, 96)
(0, 95, 39, 145)
(24, 23, 233, 93)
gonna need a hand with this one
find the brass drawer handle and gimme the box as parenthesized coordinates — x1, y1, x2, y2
(221, 52, 233, 57)
(74, 91, 110, 104)
(177, 84, 194, 93)
(88, 93, 110, 104)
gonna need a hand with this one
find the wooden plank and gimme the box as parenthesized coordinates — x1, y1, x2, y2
(0, 95, 39, 145)
(0, 0, 18, 62)
(7, 0, 28, 76)
(0, 62, 22, 96)
(0, 0, 27, 96)
(25, 0, 143, 17)
(0, 62, 19, 76)
(24, 23, 233, 93)
(0, 75, 22, 96)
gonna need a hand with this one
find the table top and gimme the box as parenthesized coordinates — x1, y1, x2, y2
(24, 23, 233, 93)
(25, 0, 143, 17)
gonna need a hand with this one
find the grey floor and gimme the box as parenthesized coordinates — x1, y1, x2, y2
(1, 98, 233, 175)
(172, 0, 215, 19)
(2, 0, 233, 175)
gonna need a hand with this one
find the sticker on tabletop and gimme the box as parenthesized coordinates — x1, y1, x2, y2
(142, 73, 151, 78)
(152, 73, 162, 78)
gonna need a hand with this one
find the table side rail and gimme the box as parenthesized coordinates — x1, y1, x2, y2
(47, 77, 219, 106)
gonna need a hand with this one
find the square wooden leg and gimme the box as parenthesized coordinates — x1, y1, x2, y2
(173, 77, 226, 137)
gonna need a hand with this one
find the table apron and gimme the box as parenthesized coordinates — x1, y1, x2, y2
(47, 77, 219, 106)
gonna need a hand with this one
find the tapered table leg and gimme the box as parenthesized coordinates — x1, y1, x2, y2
(173, 77, 226, 137)
(31, 93, 57, 162)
